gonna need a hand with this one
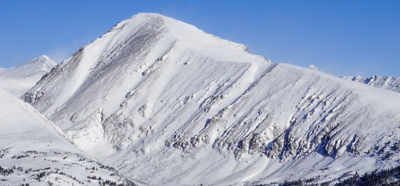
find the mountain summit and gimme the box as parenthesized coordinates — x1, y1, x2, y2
(0, 55, 56, 96)
(103, 13, 268, 63)
(2, 55, 56, 77)
(23, 13, 400, 185)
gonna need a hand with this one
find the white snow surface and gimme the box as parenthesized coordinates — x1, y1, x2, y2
(0, 55, 57, 97)
(23, 13, 400, 185)
(0, 88, 137, 185)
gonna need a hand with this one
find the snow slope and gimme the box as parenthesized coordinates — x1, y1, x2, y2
(0, 88, 137, 185)
(24, 13, 400, 185)
(343, 75, 400, 93)
(0, 55, 57, 97)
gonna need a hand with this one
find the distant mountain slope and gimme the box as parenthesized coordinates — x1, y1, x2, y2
(24, 13, 400, 185)
(0, 88, 137, 185)
(343, 75, 400, 93)
(0, 55, 57, 96)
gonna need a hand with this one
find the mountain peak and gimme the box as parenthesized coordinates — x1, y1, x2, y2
(131, 12, 168, 20)
(0, 55, 57, 97)
(26, 55, 57, 70)
(22, 12, 400, 185)
(34, 54, 51, 60)
(99, 12, 269, 64)
(8, 55, 57, 75)
(31, 54, 52, 63)
(33, 12, 270, 108)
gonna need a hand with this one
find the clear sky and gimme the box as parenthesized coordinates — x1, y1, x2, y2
(0, 0, 399, 77)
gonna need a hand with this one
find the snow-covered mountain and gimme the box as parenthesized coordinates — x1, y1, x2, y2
(0, 55, 57, 96)
(343, 75, 400, 93)
(23, 13, 400, 185)
(0, 87, 137, 185)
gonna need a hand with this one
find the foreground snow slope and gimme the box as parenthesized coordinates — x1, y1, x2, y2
(343, 75, 400, 93)
(0, 55, 56, 97)
(0, 88, 136, 185)
(24, 13, 400, 185)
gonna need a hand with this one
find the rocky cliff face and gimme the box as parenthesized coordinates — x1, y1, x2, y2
(23, 13, 400, 185)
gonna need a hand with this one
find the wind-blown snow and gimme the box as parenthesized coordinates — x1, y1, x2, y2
(0, 55, 56, 97)
(23, 13, 400, 185)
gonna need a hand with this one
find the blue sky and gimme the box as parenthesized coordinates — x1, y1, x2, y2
(0, 1, 399, 77)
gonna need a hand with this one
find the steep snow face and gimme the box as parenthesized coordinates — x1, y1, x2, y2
(0, 55, 57, 97)
(24, 13, 400, 185)
(24, 13, 267, 114)
(0, 88, 137, 185)
(343, 75, 400, 93)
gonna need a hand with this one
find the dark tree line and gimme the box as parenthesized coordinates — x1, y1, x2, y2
(255, 166, 400, 186)
(336, 167, 400, 186)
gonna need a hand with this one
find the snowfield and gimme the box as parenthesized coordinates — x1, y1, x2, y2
(0, 55, 56, 97)
(0, 13, 395, 185)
